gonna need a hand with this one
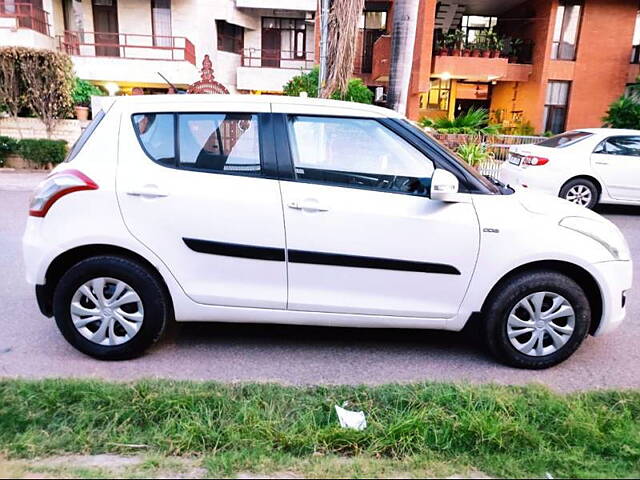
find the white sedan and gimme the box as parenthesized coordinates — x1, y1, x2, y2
(499, 128, 640, 209)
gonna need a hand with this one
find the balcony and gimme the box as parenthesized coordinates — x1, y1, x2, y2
(432, 55, 533, 83)
(235, 0, 316, 11)
(237, 48, 314, 92)
(0, 2, 54, 49)
(58, 31, 198, 85)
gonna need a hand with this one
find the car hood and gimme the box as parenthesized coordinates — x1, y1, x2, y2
(514, 187, 607, 223)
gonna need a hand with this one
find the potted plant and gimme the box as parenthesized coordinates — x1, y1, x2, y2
(72, 78, 105, 121)
(471, 40, 482, 57)
(490, 34, 504, 58)
(509, 38, 524, 63)
(456, 141, 493, 171)
(438, 37, 450, 56)
(450, 30, 465, 56)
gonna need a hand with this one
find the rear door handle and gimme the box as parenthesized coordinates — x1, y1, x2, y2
(126, 186, 169, 198)
(287, 200, 329, 212)
(594, 161, 609, 165)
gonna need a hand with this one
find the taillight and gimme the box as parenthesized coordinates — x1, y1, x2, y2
(522, 155, 549, 167)
(29, 169, 98, 217)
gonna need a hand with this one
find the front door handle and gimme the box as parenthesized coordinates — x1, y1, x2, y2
(126, 186, 169, 198)
(594, 161, 609, 165)
(287, 200, 329, 212)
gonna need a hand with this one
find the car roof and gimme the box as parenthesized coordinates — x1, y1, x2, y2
(111, 94, 404, 118)
(574, 127, 640, 136)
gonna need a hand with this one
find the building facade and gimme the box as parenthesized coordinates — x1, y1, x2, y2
(1, 0, 638, 134)
(349, 0, 640, 133)
(0, 0, 316, 94)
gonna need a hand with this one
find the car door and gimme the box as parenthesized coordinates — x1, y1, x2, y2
(117, 103, 287, 309)
(274, 111, 480, 319)
(592, 136, 640, 201)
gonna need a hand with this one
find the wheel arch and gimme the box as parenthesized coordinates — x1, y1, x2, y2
(481, 260, 603, 335)
(38, 244, 174, 319)
(560, 175, 603, 197)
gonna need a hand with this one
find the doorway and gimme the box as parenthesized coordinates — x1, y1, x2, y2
(92, 0, 119, 57)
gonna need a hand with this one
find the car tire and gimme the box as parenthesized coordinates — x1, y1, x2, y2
(483, 270, 591, 369)
(559, 178, 599, 209)
(53, 255, 170, 360)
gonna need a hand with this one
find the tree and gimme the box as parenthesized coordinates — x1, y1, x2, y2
(283, 67, 373, 104)
(386, 0, 420, 113)
(322, 0, 365, 98)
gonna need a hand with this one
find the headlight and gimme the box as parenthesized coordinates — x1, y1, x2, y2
(560, 216, 630, 261)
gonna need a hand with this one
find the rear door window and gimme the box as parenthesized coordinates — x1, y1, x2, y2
(132, 113, 175, 167)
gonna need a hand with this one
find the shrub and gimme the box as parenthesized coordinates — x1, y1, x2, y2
(456, 141, 493, 167)
(602, 96, 640, 129)
(72, 78, 106, 107)
(0, 47, 74, 136)
(420, 107, 500, 135)
(0, 136, 19, 167)
(283, 67, 373, 104)
(16, 139, 67, 168)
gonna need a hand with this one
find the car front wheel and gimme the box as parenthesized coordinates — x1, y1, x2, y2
(483, 270, 591, 369)
(53, 255, 170, 360)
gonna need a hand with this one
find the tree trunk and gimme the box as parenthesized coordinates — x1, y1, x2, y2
(387, 0, 420, 115)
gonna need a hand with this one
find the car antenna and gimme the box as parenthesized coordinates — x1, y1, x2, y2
(157, 72, 185, 94)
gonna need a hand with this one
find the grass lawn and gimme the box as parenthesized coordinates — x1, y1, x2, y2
(0, 379, 638, 478)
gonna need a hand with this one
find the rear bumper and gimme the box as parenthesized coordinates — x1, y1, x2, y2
(592, 259, 633, 336)
(499, 162, 560, 196)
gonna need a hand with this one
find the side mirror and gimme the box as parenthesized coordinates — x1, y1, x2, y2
(430, 169, 463, 202)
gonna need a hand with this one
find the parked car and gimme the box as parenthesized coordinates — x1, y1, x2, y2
(499, 128, 640, 209)
(23, 96, 632, 369)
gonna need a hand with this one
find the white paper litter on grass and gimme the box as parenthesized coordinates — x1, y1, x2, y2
(335, 405, 367, 431)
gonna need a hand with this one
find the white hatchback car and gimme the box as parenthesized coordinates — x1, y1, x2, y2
(23, 95, 632, 369)
(499, 128, 640, 209)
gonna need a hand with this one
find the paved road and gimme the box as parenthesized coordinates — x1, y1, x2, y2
(1, 173, 638, 391)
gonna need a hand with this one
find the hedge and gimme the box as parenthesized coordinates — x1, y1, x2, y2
(0, 136, 67, 168)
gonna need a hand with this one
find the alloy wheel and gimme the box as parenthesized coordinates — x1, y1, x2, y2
(565, 185, 592, 207)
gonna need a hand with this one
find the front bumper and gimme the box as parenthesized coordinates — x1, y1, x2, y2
(592, 259, 633, 336)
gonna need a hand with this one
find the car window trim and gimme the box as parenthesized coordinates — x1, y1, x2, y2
(272, 112, 475, 197)
(130, 111, 278, 179)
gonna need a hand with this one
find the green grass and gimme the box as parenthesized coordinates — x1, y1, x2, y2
(0, 380, 639, 478)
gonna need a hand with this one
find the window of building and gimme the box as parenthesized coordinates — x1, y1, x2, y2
(216, 20, 244, 54)
(286, 116, 434, 195)
(262, 17, 307, 61)
(420, 79, 451, 111)
(551, 0, 583, 60)
(632, 11, 640, 63)
(151, 0, 172, 47)
(461, 15, 497, 44)
(543, 81, 571, 134)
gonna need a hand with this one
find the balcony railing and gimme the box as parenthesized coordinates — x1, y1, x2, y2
(241, 48, 314, 69)
(632, 45, 640, 64)
(0, 1, 50, 36)
(58, 31, 196, 65)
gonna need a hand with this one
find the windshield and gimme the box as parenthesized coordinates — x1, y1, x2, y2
(537, 131, 592, 148)
(400, 120, 500, 194)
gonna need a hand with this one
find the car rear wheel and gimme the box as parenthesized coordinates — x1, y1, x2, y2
(483, 270, 591, 369)
(560, 178, 599, 209)
(53, 255, 169, 360)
